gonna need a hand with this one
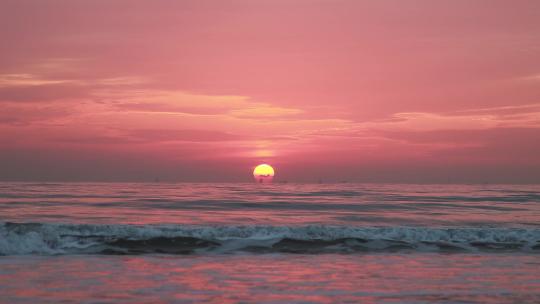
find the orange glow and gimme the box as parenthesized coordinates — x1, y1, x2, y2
(253, 164, 275, 183)
(1, 2, 540, 183)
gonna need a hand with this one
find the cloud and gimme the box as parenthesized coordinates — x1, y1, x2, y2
(96, 89, 307, 121)
(0, 85, 90, 103)
(452, 103, 540, 115)
(0, 102, 75, 125)
(53, 135, 136, 145)
(115, 102, 227, 115)
(229, 105, 303, 119)
(516, 74, 540, 82)
(0, 74, 81, 87)
(96, 89, 248, 113)
(359, 104, 540, 132)
(128, 129, 246, 142)
(95, 76, 149, 86)
(0, 73, 150, 103)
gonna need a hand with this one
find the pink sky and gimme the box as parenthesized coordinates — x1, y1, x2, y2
(1, 0, 539, 182)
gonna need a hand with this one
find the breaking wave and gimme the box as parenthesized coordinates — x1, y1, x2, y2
(1, 222, 539, 255)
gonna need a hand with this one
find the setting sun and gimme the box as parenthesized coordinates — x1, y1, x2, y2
(253, 164, 275, 183)
(0, 1, 538, 303)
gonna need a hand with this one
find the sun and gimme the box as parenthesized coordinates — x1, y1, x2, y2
(253, 164, 275, 183)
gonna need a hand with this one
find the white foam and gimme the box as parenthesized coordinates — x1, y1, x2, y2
(1, 222, 539, 255)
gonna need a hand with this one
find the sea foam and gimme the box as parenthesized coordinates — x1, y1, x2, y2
(1, 222, 539, 255)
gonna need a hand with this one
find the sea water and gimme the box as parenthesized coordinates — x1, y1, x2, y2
(1, 183, 539, 303)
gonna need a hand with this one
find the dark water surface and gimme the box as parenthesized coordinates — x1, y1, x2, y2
(1, 183, 539, 303)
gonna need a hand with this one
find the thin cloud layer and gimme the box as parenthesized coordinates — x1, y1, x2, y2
(0, 0, 539, 182)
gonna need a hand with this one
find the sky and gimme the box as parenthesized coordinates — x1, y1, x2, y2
(1, 0, 539, 183)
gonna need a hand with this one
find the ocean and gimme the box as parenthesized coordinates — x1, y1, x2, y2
(0, 182, 539, 303)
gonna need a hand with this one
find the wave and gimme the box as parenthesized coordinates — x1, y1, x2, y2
(1, 222, 539, 255)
